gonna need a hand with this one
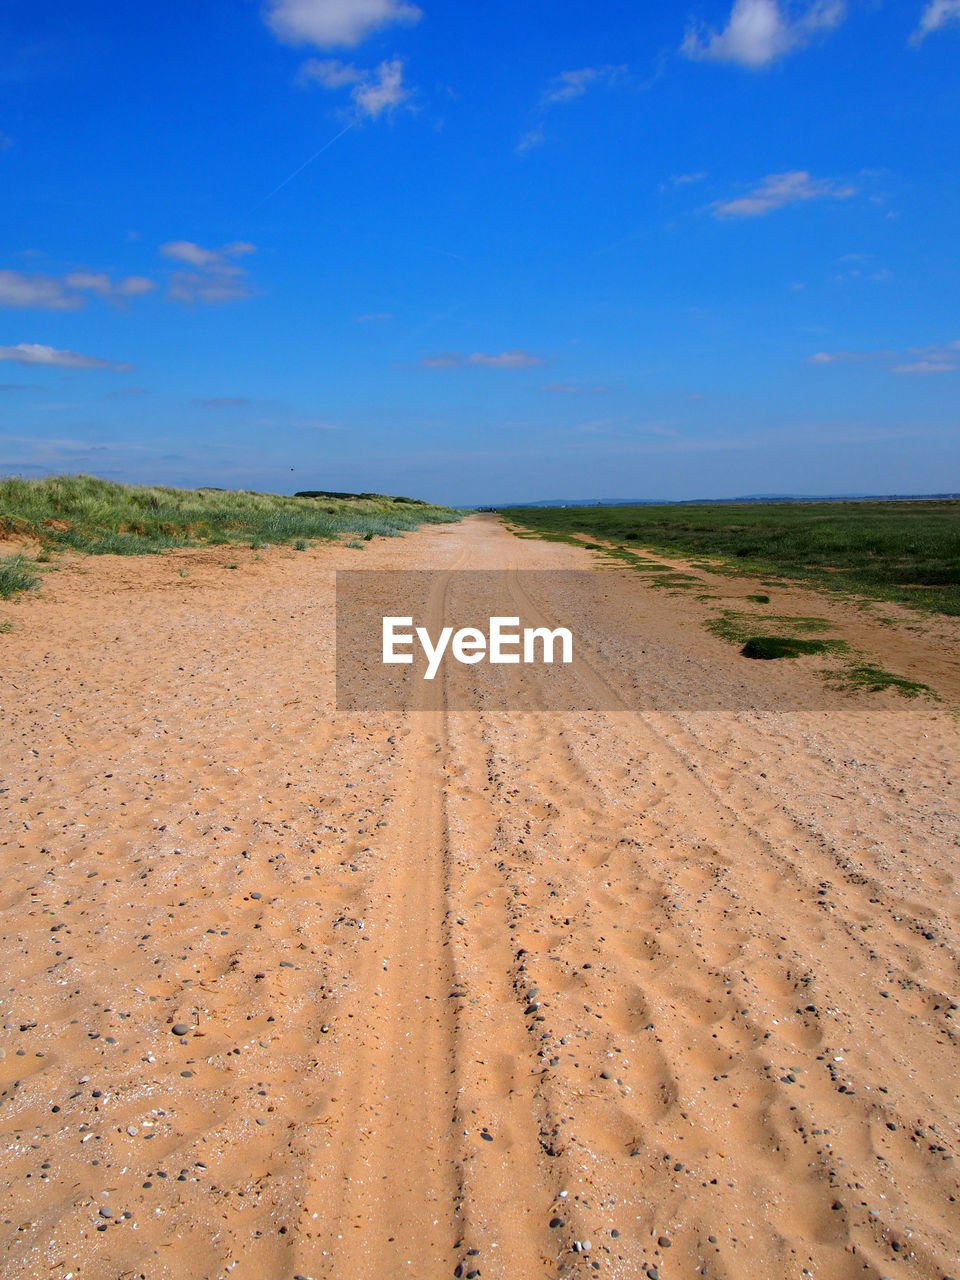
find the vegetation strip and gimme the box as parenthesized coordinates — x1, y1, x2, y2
(0, 475, 460, 597)
(500, 500, 960, 616)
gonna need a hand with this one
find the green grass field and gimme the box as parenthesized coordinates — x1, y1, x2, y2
(499, 500, 960, 616)
(0, 474, 460, 598)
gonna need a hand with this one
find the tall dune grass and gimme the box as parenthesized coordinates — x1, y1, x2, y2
(0, 474, 459, 557)
(0, 475, 460, 598)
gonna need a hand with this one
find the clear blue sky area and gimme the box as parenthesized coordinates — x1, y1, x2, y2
(1, 0, 958, 503)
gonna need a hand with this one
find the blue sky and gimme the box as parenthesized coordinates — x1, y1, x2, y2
(1, 0, 958, 504)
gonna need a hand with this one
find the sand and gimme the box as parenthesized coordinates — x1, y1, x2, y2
(0, 514, 958, 1280)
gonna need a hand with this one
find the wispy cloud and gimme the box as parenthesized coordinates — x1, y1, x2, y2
(265, 0, 422, 48)
(357, 311, 393, 322)
(421, 349, 546, 369)
(0, 342, 129, 370)
(297, 57, 362, 88)
(541, 65, 626, 105)
(193, 396, 253, 407)
(911, 0, 960, 42)
(713, 170, 855, 217)
(290, 415, 342, 430)
(0, 268, 156, 309)
(161, 240, 255, 304)
(516, 127, 545, 155)
(809, 339, 960, 373)
(518, 65, 627, 152)
(541, 382, 611, 393)
(682, 0, 846, 68)
(299, 55, 414, 118)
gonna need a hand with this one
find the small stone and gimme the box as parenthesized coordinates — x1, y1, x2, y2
(98, 1206, 113, 1218)
(250, 892, 262, 900)
(171, 1024, 191, 1037)
(658, 1236, 672, 1247)
(126, 1126, 139, 1137)
(599, 1070, 612, 1080)
(549, 1216, 564, 1229)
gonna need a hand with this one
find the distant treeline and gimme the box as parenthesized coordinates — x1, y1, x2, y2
(295, 490, 426, 504)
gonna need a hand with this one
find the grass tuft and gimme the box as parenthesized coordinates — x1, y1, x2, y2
(706, 610, 834, 645)
(827, 663, 935, 698)
(741, 635, 846, 660)
(0, 555, 39, 599)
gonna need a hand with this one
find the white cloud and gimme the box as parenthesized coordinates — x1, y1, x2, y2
(541, 382, 612, 394)
(64, 271, 156, 299)
(160, 241, 256, 304)
(352, 58, 409, 117)
(300, 56, 412, 118)
(911, 0, 960, 42)
(893, 359, 955, 374)
(420, 349, 546, 369)
(713, 170, 855, 216)
(297, 57, 363, 87)
(0, 270, 80, 310)
(809, 339, 960, 373)
(161, 240, 254, 267)
(470, 349, 545, 369)
(0, 343, 122, 369)
(265, 0, 421, 48)
(0, 268, 156, 308)
(682, 0, 846, 67)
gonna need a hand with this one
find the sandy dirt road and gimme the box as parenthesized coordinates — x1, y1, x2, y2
(1, 514, 958, 1280)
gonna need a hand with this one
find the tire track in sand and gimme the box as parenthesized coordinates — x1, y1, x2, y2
(296, 557, 468, 1279)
